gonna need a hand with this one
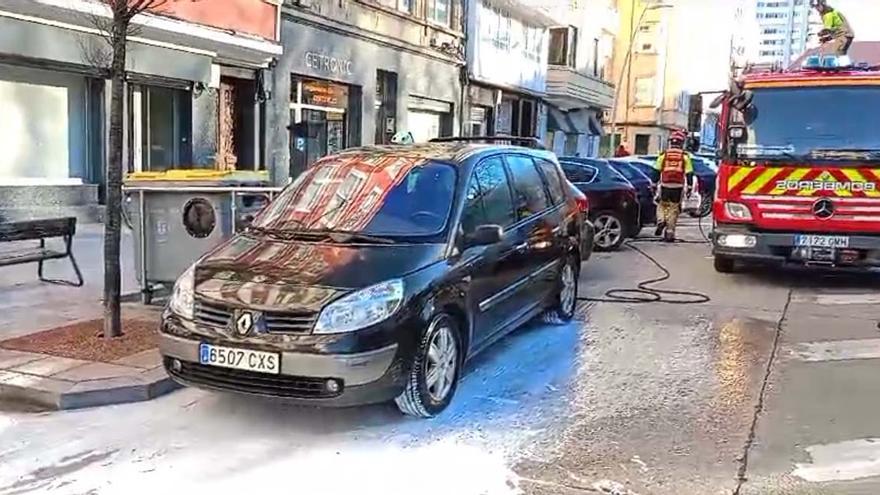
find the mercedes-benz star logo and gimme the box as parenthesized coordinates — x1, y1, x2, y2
(235, 311, 255, 336)
(812, 198, 835, 219)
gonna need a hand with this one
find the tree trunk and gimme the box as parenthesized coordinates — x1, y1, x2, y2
(103, 16, 128, 339)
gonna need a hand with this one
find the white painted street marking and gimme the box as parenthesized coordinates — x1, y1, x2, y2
(793, 293, 880, 305)
(793, 438, 880, 482)
(786, 339, 880, 362)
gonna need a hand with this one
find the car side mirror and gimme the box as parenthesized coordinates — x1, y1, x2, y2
(468, 224, 504, 247)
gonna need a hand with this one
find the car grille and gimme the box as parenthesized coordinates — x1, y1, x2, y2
(194, 299, 318, 334)
(166, 359, 341, 399)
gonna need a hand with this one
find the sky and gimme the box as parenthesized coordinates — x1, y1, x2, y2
(671, 0, 880, 94)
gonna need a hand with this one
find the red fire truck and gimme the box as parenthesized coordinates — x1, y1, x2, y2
(712, 55, 880, 273)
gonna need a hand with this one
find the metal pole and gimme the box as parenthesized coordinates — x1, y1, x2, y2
(138, 189, 148, 300)
(608, 4, 672, 156)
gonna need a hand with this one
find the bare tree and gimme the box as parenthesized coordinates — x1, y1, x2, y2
(96, 0, 168, 338)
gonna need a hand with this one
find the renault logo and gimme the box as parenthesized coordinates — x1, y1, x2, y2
(235, 311, 255, 336)
(812, 198, 835, 219)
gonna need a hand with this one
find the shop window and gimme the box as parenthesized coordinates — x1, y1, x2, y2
(635, 134, 651, 155)
(289, 76, 360, 174)
(131, 85, 192, 172)
(428, 0, 451, 26)
(548, 26, 577, 67)
(469, 106, 491, 136)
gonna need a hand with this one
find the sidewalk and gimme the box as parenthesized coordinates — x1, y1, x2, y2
(0, 224, 177, 409)
(0, 224, 138, 340)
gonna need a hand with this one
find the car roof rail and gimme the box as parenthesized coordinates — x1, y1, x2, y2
(428, 135, 547, 150)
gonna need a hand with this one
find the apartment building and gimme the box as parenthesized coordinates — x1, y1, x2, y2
(753, 0, 814, 67)
(536, 0, 617, 157)
(607, 0, 688, 156)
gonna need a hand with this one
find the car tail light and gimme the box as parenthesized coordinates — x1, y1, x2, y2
(575, 196, 589, 213)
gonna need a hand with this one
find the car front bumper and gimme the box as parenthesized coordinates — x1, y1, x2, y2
(713, 225, 880, 268)
(159, 331, 406, 407)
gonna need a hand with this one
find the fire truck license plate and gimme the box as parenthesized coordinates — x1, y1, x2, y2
(795, 235, 849, 248)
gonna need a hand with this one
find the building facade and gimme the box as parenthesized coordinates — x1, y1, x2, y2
(269, 0, 465, 183)
(0, 0, 281, 221)
(462, 0, 553, 140)
(606, 0, 687, 156)
(536, 0, 616, 157)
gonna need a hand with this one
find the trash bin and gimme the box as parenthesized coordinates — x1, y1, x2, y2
(123, 169, 280, 304)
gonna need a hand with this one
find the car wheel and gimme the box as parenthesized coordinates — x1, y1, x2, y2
(543, 254, 579, 324)
(714, 255, 736, 273)
(395, 314, 461, 418)
(592, 211, 626, 251)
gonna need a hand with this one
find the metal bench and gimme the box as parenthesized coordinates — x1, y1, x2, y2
(0, 217, 84, 287)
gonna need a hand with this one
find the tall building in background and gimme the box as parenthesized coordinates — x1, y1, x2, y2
(753, 0, 814, 67)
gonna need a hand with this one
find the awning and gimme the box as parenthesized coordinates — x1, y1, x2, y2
(568, 109, 604, 136)
(548, 107, 604, 136)
(546, 106, 575, 134)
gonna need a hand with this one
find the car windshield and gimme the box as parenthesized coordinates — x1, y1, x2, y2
(253, 155, 457, 237)
(609, 161, 641, 182)
(734, 86, 880, 161)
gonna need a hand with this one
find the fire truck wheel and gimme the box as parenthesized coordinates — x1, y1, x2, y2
(713, 256, 736, 273)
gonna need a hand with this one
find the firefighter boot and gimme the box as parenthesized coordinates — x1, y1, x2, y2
(654, 221, 666, 237)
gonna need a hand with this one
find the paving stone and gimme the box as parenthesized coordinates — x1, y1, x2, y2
(54, 362, 141, 382)
(11, 356, 89, 377)
(0, 349, 44, 369)
(111, 349, 162, 370)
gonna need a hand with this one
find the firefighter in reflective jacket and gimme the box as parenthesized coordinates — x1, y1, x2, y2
(652, 130, 694, 242)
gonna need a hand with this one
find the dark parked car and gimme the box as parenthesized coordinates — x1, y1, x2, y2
(559, 157, 640, 251)
(160, 142, 586, 418)
(608, 159, 657, 227)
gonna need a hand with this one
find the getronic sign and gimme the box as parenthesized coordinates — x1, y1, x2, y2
(305, 52, 353, 76)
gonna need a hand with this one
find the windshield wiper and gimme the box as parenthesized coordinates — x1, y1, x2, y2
(308, 229, 396, 244)
(808, 148, 880, 161)
(246, 225, 299, 239)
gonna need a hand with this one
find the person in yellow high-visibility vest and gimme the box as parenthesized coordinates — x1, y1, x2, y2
(815, 1, 855, 55)
(652, 130, 694, 242)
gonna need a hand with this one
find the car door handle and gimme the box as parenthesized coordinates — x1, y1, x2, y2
(514, 242, 529, 253)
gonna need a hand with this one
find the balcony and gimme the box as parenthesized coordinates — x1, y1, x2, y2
(546, 65, 614, 111)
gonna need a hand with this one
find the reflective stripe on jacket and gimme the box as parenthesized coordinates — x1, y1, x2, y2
(654, 150, 693, 186)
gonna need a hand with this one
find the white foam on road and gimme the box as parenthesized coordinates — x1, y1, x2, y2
(793, 293, 880, 305)
(793, 438, 880, 482)
(785, 338, 880, 362)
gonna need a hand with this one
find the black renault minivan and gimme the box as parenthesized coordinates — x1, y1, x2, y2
(160, 140, 585, 417)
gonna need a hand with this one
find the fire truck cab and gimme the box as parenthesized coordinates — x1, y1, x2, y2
(712, 55, 880, 272)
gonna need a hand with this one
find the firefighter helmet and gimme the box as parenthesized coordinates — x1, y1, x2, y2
(669, 129, 687, 147)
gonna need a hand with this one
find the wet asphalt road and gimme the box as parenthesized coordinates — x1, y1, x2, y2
(2, 220, 880, 495)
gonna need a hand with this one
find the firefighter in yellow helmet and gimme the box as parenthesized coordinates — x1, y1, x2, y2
(652, 130, 694, 242)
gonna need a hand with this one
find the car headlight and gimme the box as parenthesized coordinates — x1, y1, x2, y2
(724, 201, 753, 220)
(169, 264, 195, 319)
(314, 279, 404, 334)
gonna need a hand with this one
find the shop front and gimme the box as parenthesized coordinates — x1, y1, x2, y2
(271, 19, 462, 178)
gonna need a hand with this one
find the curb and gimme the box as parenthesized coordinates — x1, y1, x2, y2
(0, 367, 180, 410)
